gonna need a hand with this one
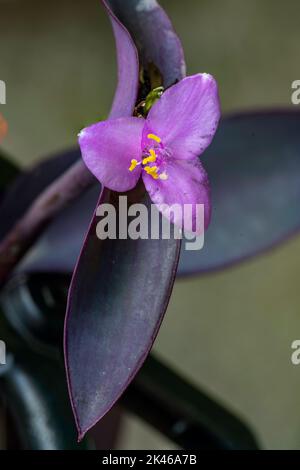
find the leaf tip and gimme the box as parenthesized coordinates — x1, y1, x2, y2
(77, 430, 86, 443)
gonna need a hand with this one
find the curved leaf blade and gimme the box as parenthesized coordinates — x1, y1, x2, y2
(64, 0, 185, 439)
(105, 0, 139, 119)
(65, 190, 180, 439)
(0, 150, 19, 202)
(18, 110, 300, 278)
(106, 0, 186, 88)
(179, 109, 300, 274)
(0, 149, 79, 241)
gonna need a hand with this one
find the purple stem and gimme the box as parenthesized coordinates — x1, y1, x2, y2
(0, 160, 95, 284)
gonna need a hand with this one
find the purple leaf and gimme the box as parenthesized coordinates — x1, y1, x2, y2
(17, 109, 300, 277)
(106, 1, 139, 119)
(179, 109, 300, 274)
(64, 0, 185, 439)
(0, 0, 139, 262)
(65, 190, 180, 439)
(0, 149, 80, 241)
(106, 0, 186, 87)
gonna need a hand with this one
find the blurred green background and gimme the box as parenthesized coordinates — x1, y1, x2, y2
(1, 0, 300, 449)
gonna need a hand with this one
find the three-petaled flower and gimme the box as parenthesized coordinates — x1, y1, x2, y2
(79, 73, 220, 233)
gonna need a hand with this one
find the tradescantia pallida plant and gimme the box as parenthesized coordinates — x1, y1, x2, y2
(65, 2, 220, 439)
(1, 0, 300, 444)
(0, 0, 220, 440)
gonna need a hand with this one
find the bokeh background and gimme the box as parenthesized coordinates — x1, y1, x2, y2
(1, 0, 300, 449)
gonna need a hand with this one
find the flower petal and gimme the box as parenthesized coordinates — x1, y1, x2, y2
(143, 158, 211, 233)
(144, 73, 220, 160)
(79, 117, 144, 192)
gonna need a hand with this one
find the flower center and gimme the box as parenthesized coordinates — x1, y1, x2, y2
(128, 133, 169, 181)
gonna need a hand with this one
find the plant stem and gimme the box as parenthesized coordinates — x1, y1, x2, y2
(0, 160, 95, 285)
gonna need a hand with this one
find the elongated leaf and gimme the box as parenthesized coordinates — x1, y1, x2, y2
(65, 190, 181, 439)
(64, 0, 185, 439)
(123, 354, 259, 449)
(0, 150, 19, 202)
(18, 109, 300, 277)
(106, 1, 139, 119)
(106, 0, 186, 87)
(0, 0, 139, 245)
(0, 149, 79, 241)
(178, 109, 300, 274)
(0, 352, 88, 449)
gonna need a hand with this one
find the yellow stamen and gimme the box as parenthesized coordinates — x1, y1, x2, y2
(144, 165, 159, 179)
(142, 149, 157, 165)
(144, 165, 157, 174)
(129, 159, 138, 172)
(142, 156, 156, 165)
(147, 133, 161, 144)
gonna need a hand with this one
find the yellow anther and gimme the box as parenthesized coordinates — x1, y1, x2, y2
(129, 159, 138, 172)
(144, 165, 159, 179)
(142, 156, 156, 165)
(147, 133, 161, 144)
(144, 165, 156, 174)
(142, 149, 157, 165)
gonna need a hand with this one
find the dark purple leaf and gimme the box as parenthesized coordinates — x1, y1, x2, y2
(19, 109, 300, 278)
(8, 0, 141, 275)
(0, 149, 80, 241)
(16, 179, 99, 275)
(65, 190, 180, 439)
(179, 109, 300, 274)
(106, 0, 186, 88)
(0, 0, 139, 246)
(0, 150, 19, 203)
(106, 1, 139, 119)
(64, 0, 185, 439)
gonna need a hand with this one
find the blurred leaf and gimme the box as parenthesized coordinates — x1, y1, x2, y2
(179, 109, 300, 274)
(0, 273, 121, 450)
(124, 353, 259, 449)
(18, 109, 300, 278)
(0, 352, 88, 450)
(0, 149, 79, 241)
(0, 150, 19, 199)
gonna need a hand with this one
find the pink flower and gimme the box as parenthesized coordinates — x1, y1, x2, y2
(79, 73, 220, 232)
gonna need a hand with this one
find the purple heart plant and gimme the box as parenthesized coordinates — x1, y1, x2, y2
(64, 0, 220, 440)
(1, 0, 299, 449)
(0, 0, 220, 441)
